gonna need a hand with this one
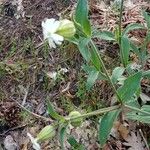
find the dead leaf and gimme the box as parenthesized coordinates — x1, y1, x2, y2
(114, 122, 129, 140)
(0, 0, 5, 5)
(4, 135, 18, 150)
(21, 140, 28, 150)
(140, 93, 150, 104)
(123, 131, 146, 150)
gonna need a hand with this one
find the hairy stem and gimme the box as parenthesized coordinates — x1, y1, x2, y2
(66, 105, 121, 120)
(125, 105, 150, 116)
(118, 0, 125, 67)
(118, 0, 124, 45)
(90, 40, 122, 103)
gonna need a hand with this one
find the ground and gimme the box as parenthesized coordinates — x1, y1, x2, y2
(0, 0, 150, 150)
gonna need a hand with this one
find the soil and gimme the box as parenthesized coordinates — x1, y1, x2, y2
(0, 0, 150, 150)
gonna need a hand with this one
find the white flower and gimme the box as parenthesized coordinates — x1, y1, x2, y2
(46, 71, 57, 81)
(59, 68, 68, 74)
(42, 18, 64, 48)
(27, 133, 41, 150)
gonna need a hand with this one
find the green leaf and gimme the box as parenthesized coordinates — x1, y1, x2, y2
(123, 23, 145, 35)
(75, 0, 91, 36)
(143, 11, 150, 29)
(143, 70, 150, 78)
(66, 37, 79, 45)
(146, 32, 150, 42)
(121, 36, 130, 67)
(114, 26, 120, 42)
(86, 69, 99, 90)
(93, 30, 115, 41)
(68, 136, 78, 147)
(82, 64, 107, 80)
(111, 67, 125, 84)
(127, 105, 150, 124)
(82, 64, 96, 74)
(99, 110, 120, 147)
(130, 42, 140, 57)
(47, 100, 65, 121)
(68, 136, 85, 150)
(78, 38, 91, 62)
(59, 125, 68, 150)
(125, 97, 140, 108)
(89, 41, 102, 71)
(117, 72, 142, 102)
(140, 93, 150, 103)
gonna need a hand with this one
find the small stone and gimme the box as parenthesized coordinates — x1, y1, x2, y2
(4, 135, 18, 150)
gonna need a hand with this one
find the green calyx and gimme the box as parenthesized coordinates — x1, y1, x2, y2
(36, 125, 56, 142)
(69, 111, 83, 127)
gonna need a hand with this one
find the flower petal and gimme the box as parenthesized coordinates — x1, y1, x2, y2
(47, 38, 56, 48)
(42, 18, 60, 34)
(27, 133, 41, 150)
(51, 33, 64, 45)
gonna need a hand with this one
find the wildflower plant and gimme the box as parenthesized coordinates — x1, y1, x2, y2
(28, 0, 150, 149)
(42, 18, 75, 48)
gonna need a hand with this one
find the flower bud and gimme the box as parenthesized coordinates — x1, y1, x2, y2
(69, 111, 83, 127)
(56, 19, 76, 38)
(36, 125, 56, 142)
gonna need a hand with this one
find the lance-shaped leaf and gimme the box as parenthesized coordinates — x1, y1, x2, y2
(47, 100, 65, 121)
(89, 41, 102, 71)
(86, 68, 99, 90)
(120, 36, 130, 67)
(127, 105, 150, 124)
(123, 23, 145, 35)
(68, 136, 85, 150)
(111, 67, 125, 84)
(117, 71, 142, 102)
(143, 11, 150, 29)
(130, 42, 140, 57)
(93, 30, 115, 41)
(75, 0, 91, 36)
(78, 38, 91, 62)
(143, 70, 150, 78)
(99, 110, 120, 147)
(59, 124, 68, 150)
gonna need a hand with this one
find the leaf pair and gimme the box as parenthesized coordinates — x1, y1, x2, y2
(93, 23, 145, 67)
(99, 71, 142, 147)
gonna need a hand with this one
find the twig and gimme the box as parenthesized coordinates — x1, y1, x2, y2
(35, 42, 44, 49)
(25, 0, 43, 10)
(22, 85, 30, 106)
(139, 129, 150, 150)
(61, 82, 71, 93)
(11, 98, 52, 122)
(0, 124, 27, 137)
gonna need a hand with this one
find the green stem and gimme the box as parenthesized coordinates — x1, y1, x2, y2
(66, 105, 121, 121)
(125, 105, 150, 116)
(118, 0, 124, 67)
(90, 40, 122, 103)
(118, 0, 124, 45)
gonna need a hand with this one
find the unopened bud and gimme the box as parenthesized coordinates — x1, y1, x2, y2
(36, 125, 56, 142)
(69, 111, 83, 127)
(57, 19, 76, 38)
